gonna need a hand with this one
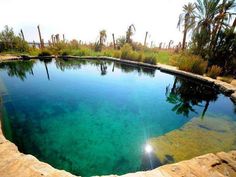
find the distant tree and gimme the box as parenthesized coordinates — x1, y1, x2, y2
(126, 24, 136, 44)
(168, 40, 174, 49)
(116, 36, 126, 49)
(0, 25, 29, 52)
(178, 3, 196, 50)
(69, 39, 80, 49)
(99, 30, 107, 47)
(95, 30, 107, 51)
(191, 0, 236, 73)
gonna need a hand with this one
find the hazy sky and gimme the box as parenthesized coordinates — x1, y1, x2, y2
(1, 0, 194, 46)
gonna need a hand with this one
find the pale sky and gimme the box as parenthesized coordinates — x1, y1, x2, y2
(0, 0, 194, 47)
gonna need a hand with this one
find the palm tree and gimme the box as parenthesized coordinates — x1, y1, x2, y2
(194, 0, 235, 48)
(191, 0, 221, 57)
(193, 0, 235, 60)
(178, 3, 196, 50)
(95, 30, 107, 52)
(232, 17, 236, 31)
(99, 30, 107, 47)
(211, 0, 236, 51)
(126, 24, 136, 44)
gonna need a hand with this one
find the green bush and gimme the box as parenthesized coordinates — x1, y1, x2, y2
(0, 25, 29, 52)
(206, 65, 222, 79)
(121, 43, 133, 59)
(120, 44, 145, 62)
(61, 50, 70, 56)
(28, 48, 40, 56)
(112, 50, 121, 58)
(191, 57, 208, 75)
(38, 49, 52, 57)
(71, 48, 93, 56)
(138, 52, 144, 61)
(157, 51, 170, 64)
(48, 41, 67, 55)
(143, 53, 157, 64)
(174, 53, 208, 75)
(127, 51, 140, 61)
(102, 50, 114, 57)
(59, 48, 74, 56)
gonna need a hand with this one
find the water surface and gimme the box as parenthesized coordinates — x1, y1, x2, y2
(0, 59, 235, 176)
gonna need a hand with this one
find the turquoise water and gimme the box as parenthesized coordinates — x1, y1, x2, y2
(0, 59, 235, 176)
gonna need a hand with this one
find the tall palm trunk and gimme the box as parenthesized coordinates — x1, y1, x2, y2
(211, 12, 225, 51)
(144, 31, 148, 46)
(112, 33, 116, 49)
(232, 17, 236, 31)
(182, 28, 187, 50)
(182, 14, 189, 50)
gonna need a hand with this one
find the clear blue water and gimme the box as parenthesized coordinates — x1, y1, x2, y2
(0, 59, 235, 176)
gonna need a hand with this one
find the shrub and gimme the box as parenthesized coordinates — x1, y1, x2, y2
(57, 48, 73, 56)
(132, 42, 144, 51)
(191, 57, 208, 75)
(138, 52, 144, 62)
(206, 65, 222, 79)
(68, 39, 80, 49)
(157, 51, 170, 64)
(127, 51, 140, 61)
(102, 50, 114, 57)
(112, 50, 121, 58)
(174, 53, 208, 75)
(47, 41, 67, 55)
(71, 47, 93, 56)
(29, 48, 40, 56)
(169, 53, 181, 66)
(143, 53, 157, 64)
(121, 43, 133, 59)
(38, 49, 52, 57)
(0, 25, 29, 52)
(61, 50, 70, 56)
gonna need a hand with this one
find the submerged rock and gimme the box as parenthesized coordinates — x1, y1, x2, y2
(148, 116, 236, 164)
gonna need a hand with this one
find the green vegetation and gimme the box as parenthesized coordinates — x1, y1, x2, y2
(178, 3, 196, 50)
(206, 65, 222, 79)
(38, 49, 52, 57)
(95, 30, 107, 52)
(156, 51, 171, 64)
(171, 52, 208, 75)
(0, 0, 235, 78)
(188, 0, 236, 74)
(0, 26, 29, 52)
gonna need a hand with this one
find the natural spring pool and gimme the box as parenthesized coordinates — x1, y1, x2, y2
(0, 58, 235, 176)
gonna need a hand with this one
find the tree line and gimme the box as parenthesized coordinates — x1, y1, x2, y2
(0, 0, 235, 75)
(178, 0, 236, 74)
